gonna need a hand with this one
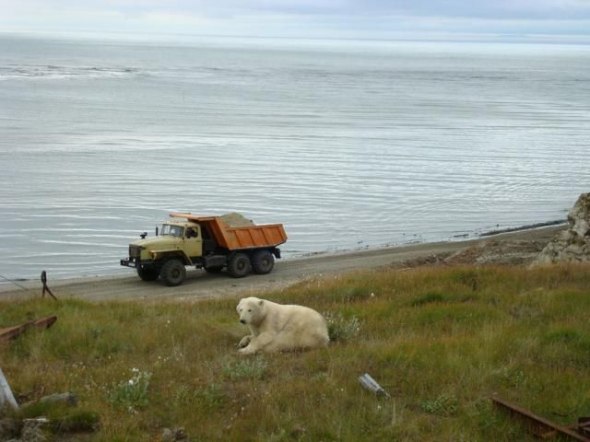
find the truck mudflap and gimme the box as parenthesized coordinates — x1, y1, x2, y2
(203, 255, 227, 268)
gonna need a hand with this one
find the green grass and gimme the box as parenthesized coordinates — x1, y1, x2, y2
(1, 263, 589, 441)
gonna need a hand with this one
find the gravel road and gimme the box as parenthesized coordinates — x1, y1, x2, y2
(0, 226, 563, 303)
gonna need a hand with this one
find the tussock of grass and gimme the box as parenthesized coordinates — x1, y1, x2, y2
(1, 263, 589, 441)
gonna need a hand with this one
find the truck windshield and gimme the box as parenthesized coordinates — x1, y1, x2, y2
(161, 224, 184, 237)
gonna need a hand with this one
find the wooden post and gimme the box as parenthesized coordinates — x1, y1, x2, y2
(41, 270, 58, 301)
(0, 367, 19, 410)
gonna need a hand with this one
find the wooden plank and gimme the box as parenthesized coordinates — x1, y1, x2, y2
(0, 322, 33, 342)
(0, 316, 57, 343)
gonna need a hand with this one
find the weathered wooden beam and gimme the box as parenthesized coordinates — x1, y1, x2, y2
(0, 315, 57, 342)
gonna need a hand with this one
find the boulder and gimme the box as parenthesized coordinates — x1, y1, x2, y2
(533, 193, 590, 265)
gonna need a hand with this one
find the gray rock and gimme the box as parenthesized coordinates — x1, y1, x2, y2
(21, 418, 49, 442)
(533, 193, 590, 265)
(0, 418, 21, 440)
(161, 427, 188, 441)
(38, 392, 78, 407)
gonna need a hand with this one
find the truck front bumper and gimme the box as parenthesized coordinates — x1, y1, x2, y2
(121, 258, 158, 269)
(121, 258, 139, 268)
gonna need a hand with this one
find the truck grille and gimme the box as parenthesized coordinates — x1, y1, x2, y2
(129, 245, 142, 258)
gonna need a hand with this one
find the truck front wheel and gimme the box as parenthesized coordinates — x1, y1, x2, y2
(252, 250, 274, 274)
(160, 259, 186, 287)
(228, 253, 252, 278)
(137, 265, 159, 281)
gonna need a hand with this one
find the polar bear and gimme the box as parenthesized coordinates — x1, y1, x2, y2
(236, 297, 330, 355)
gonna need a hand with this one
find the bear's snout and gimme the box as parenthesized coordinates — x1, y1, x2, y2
(240, 319, 246, 324)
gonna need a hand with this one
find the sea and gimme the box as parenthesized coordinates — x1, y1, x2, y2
(0, 34, 589, 284)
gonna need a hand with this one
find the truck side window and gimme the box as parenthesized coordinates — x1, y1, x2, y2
(163, 225, 183, 237)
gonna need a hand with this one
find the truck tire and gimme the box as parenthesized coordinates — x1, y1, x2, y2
(137, 265, 159, 281)
(228, 253, 252, 278)
(160, 258, 186, 287)
(251, 250, 274, 274)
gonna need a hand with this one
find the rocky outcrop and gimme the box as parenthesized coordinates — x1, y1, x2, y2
(533, 193, 590, 265)
(445, 240, 548, 266)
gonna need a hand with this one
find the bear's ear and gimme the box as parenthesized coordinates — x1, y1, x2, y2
(258, 299, 264, 306)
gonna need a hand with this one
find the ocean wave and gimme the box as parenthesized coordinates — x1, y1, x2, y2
(0, 37, 588, 282)
(0, 65, 140, 81)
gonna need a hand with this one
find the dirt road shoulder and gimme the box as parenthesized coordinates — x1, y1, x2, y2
(0, 225, 564, 303)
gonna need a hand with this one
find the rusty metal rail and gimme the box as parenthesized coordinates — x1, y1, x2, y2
(492, 395, 590, 441)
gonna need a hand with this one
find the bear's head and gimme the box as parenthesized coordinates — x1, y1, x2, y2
(237, 297, 266, 326)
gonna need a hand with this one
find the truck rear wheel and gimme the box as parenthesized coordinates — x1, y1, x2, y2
(252, 250, 274, 274)
(137, 265, 159, 281)
(228, 253, 252, 278)
(160, 258, 186, 287)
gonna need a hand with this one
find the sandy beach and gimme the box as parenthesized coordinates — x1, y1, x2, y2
(0, 224, 565, 302)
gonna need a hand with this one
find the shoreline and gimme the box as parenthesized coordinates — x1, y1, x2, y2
(0, 222, 566, 301)
(0, 219, 566, 288)
(293, 219, 567, 259)
(478, 219, 565, 237)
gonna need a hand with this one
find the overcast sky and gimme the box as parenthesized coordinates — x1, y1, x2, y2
(1, 0, 590, 43)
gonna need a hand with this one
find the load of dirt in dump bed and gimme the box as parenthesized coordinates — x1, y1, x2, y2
(221, 212, 255, 227)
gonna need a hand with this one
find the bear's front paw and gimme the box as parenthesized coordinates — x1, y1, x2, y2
(238, 346, 256, 355)
(238, 335, 251, 349)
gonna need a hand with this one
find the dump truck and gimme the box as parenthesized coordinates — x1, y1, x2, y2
(120, 212, 287, 286)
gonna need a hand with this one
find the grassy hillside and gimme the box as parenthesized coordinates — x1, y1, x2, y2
(1, 264, 589, 441)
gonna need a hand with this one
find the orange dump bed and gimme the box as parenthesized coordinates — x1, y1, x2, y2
(170, 212, 287, 251)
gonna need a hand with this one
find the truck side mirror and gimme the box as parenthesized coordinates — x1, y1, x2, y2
(155, 226, 159, 236)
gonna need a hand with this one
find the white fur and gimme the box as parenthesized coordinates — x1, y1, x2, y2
(236, 297, 330, 355)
